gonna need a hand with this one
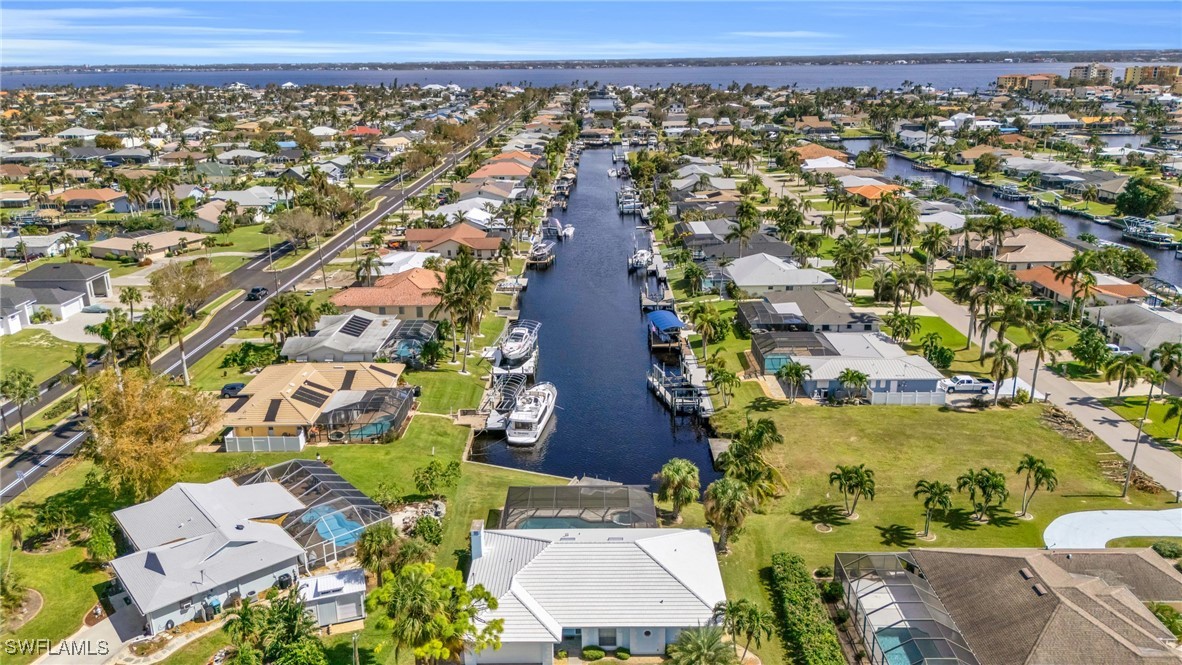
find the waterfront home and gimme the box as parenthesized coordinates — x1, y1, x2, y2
(50, 187, 131, 213)
(834, 548, 1182, 665)
(89, 230, 203, 260)
(801, 156, 851, 171)
(738, 290, 881, 333)
(434, 197, 503, 225)
(464, 523, 725, 665)
(673, 190, 743, 220)
(221, 362, 410, 451)
(952, 145, 1023, 165)
(951, 228, 1075, 271)
(453, 180, 520, 203)
(12, 262, 111, 305)
(672, 220, 793, 261)
(897, 129, 954, 152)
(1062, 172, 1129, 202)
(1016, 266, 1147, 307)
(794, 116, 836, 135)
(330, 268, 444, 317)
(1018, 113, 1082, 129)
(281, 311, 401, 363)
(786, 143, 849, 162)
(0, 190, 31, 208)
(0, 231, 78, 259)
(723, 253, 838, 295)
(1084, 303, 1182, 368)
(402, 222, 502, 259)
(110, 478, 306, 636)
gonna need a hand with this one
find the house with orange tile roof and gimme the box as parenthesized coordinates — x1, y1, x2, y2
(844, 183, 905, 203)
(787, 143, 847, 161)
(403, 222, 502, 259)
(1015, 266, 1147, 306)
(329, 268, 444, 318)
(51, 188, 130, 213)
(467, 160, 533, 182)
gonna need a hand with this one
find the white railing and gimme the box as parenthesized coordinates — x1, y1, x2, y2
(868, 390, 947, 406)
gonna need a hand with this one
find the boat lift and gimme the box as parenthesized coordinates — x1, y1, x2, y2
(479, 374, 529, 431)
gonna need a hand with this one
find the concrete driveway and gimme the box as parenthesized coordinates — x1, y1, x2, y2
(30, 312, 105, 344)
(37, 596, 144, 665)
(1043, 508, 1182, 548)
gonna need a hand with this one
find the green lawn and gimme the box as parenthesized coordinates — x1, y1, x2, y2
(402, 368, 486, 414)
(186, 342, 260, 392)
(893, 316, 988, 378)
(1107, 536, 1182, 549)
(692, 392, 1172, 665)
(1003, 322, 1079, 351)
(0, 329, 95, 385)
(1101, 396, 1182, 448)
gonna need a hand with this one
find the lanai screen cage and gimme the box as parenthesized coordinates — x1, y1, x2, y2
(315, 387, 414, 442)
(384, 319, 439, 365)
(500, 485, 659, 529)
(834, 552, 979, 665)
(241, 460, 392, 570)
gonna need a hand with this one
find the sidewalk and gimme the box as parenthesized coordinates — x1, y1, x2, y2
(920, 290, 1182, 493)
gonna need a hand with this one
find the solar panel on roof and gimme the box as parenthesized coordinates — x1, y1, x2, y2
(341, 370, 356, 390)
(367, 364, 399, 378)
(339, 315, 373, 338)
(304, 381, 333, 394)
(291, 386, 329, 407)
(264, 398, 283, 422)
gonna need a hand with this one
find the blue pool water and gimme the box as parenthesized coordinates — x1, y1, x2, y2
(299, 505, 363, 547)
(875, 628, 923, 665)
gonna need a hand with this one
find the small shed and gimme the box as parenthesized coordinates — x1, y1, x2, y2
(298, 568, 367, 629)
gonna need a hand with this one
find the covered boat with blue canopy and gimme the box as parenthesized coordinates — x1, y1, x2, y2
(647, 310, 685, 347)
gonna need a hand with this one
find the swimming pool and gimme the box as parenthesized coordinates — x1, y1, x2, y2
(299, 505, 363, 548)
(874, 627, 924, 665)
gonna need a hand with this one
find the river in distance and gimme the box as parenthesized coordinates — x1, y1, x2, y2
(4, 62, 1175, 91)
(468, 147, 717, 485)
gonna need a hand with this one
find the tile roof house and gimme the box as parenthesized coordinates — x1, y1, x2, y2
(110, 478, 306, 636)
(835, 548, 1182, 665)
(402, 222, 502, 259)
(1016, 266, 1147, 306)
(50, 187, 130, 213)
(222, 361, 407, 451)
(464, 524, 726, 665)
(953, 228, 1077, 270)
(330, 268, 445, 317)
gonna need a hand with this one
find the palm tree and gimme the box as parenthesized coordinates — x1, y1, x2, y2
(1053, 251, 1098, 322)
(831, 234, 873, 294)
(158, 304, 194, 386)
(1103, 353, 1145, 397)
(1124, 369, 1165, 498)
(713, 368, 739, 407)
(356, 522, 397, 580)
(956, 467, 1009, 521)
(223, 597, 265, 654)
(1, 369, 40, 441)
(828, 464, 876, 517)
(774, 360, 811, 403)
(917, 224, 951, 276)
(980, 338, 1016, 405)
(737, 604, 774, 662)
(703, 477, 755, 553)
(1163, 396, 1182, 442)
(355, 252, 382, 286)
(1015, 455, 1058, 517)
(687, 301, 721, 360)
(682, 262, 707, 296)
(1, 503, 33, 579)
(1150, 341, 1182, 379)
(657, 458, 701, 523)
(1019, 320, 1063, 399)
(667, 627, 737, 665)
(836, 367, 870, 402)
(118, 287, 143, 321)
(726, 202, 759, 258)
(912, 479, 953, 538)
(711, 599, 750, 654)
(63, 344, 92, 415)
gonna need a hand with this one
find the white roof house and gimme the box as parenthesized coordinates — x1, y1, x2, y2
(309, 126, 340, 137)
(464, 525, 726, 665)
(801, 156, 850, 171)
(378, 250, 440, 276)
(56, 126, 103, 140)
(723, 253, 838, 295)
(110, 478, 306, 635)
(280, 311, 401, 363)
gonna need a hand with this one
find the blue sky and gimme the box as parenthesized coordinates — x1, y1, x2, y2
(3, 1, 1179, 67)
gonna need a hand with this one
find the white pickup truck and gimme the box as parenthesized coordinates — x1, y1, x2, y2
(940, 375, 995, 394)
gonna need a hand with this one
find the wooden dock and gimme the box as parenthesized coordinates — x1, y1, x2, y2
(525, 254, 555, 269)
(640, 284, 675, 312)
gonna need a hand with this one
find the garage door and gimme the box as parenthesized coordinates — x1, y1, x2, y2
(336, 597, 361, 621)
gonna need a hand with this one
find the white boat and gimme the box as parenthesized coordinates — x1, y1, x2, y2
(628, 249, 653, 271)
(608, 168, 618, 178)
(506, 382, 557, 445)
(500, 320, 541, 362)
(561, 226, 576, 239)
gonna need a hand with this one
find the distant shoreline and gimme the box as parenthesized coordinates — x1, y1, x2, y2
(4, 48, 1180, 74)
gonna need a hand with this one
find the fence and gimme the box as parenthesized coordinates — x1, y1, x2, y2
(869, 390, 947, 406)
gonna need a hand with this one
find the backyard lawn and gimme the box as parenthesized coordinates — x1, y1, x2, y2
(1101, 395, 1182, 450)
(687, 389, 1172, 665)
(0, 329, 95, 385)
(892, 315, 988, 378)
(402, 367, 486, 414)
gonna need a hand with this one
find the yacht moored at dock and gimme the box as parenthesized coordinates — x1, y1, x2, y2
(506, 382, 558, 446)
(500, 320, 541, 363)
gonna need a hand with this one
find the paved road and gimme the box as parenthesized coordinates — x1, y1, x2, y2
(1043, 508, 1182, 548)
(0, 115, 520, 504)
(920, 290, 1182, 494)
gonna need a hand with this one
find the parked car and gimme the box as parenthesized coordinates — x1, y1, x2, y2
(81, 303, 111, 314)
(1105, 344, 1133, 356)
(940, 375, 995, 394)
(245, 286, 269, 301)
(220, 383, 246, 399)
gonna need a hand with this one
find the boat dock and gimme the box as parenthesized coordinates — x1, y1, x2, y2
(682, 347, 715, 417)
(640, 283, 675, 311)
(526, 241, 557, 269)
(496, 278, 528, 293)
(647, 364, 702, 414)
(646, 309, 685, 354)
(477, 374, 529, 432)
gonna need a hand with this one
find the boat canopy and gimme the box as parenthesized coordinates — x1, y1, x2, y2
(647, 310, 686, 332)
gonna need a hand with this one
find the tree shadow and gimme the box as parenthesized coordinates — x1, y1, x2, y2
(984, 509, 1018, 528)
(747, 396, 785, 413)
(936, 508, 979, 532)
(876, 523, 916, 548)
(793, 504, 850, 528)
(324, 640, 381, 665)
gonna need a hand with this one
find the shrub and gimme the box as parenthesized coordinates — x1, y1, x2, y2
(1014, 388, 1031, 405)
(835, 608, 850, 625)
(411, 516, 443, 546)
(820, 581, 843, 603)
(1152, 540, 1182, 560)
(556, 651, 568, 660)
(769, 552, 844, 665)
(615, 648, 630, 660)
(814, 565, 833, 578)
(582, 647, 605, 661)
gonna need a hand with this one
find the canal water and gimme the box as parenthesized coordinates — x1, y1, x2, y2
(468, 148, 717, 484)
(842, 138, 1182, 285)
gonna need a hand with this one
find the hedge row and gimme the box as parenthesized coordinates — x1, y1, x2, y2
(769, 552, 845, 665)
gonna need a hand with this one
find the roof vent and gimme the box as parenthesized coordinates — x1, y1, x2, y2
(235, 524, 245, 531)
(1032, 583, 1048, 596)
(1019, 567, 1034, 579)
(607, 537, 624, 542)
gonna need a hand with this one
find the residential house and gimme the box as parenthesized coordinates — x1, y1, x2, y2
(672, 220, 793, 262)
(109, 478, 306, 636)
(952, 145, 1024, 165)
(738, 290, 881, 333)
(0, 191, 31, 208)
(897, 130, 953, 152)
(0, 288, 36, 335)
(221, 362, 410, 451)
(402, 223, 502, 260)
(280, 311, 401, 363)
(723, 253, 838, 296)
(51, 188, 130, 213)
(330, 268, 444, 318)
(6, 285, 86, 322)
(1084, 302, 1182, 363)
(464, 523, 726, 665)
(835, 548, 1182, 665)
(0, 232, 78, 259)
(1016, 266, 1147, 307)
(12, 262, 111, 305)
(89, 230, 203, 260)
(953, 228, 1076, 271)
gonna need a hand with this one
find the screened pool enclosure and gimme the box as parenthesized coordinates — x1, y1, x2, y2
(499, 485, 659, 529)
(241, 460, 393, 570)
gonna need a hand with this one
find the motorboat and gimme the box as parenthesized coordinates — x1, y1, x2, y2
(500, 320, 541, 362)
(506, 382, 557, 445)
(628, 249, 653, 271)
(608, 168, 618, 178)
